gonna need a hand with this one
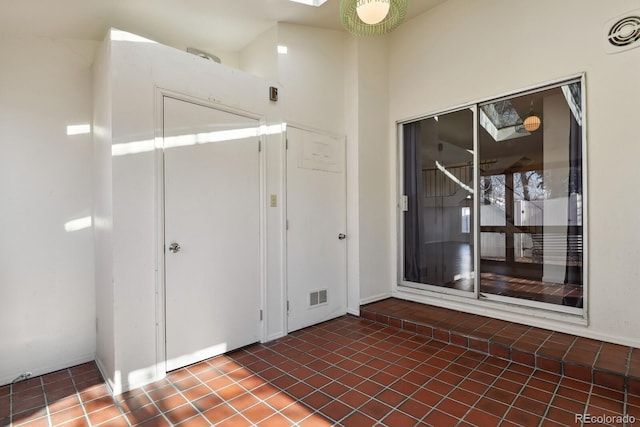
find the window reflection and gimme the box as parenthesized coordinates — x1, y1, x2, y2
(479, 81, 583, 308)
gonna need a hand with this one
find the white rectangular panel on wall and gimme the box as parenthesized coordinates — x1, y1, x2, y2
(163, 96, 261, 371)
(298, 136, 343, 173)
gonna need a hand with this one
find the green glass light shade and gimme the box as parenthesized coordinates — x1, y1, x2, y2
(340, 0, 408, 36)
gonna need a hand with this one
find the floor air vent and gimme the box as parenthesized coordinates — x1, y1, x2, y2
(310, 289, 328, 307)
(604, 11, 640, 54)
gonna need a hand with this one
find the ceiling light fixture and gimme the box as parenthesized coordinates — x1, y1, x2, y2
(340, 0, 407, 36)
(357, 0, 390, 24)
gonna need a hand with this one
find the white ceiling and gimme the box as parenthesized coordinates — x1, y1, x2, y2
(0, 0, 445, 52)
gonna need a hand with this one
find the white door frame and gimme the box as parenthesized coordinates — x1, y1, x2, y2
(153, 87, 267, 375)
(283, 122, 348, 333)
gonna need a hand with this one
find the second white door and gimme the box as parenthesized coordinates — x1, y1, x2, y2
(286, 126, 347, 333)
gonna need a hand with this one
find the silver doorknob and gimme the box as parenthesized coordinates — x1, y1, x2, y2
(338, 234, 346, 240)
(168, 242, 181, 253)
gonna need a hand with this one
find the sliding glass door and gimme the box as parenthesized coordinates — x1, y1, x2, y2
(400, 77, 585, 313)
(402, 108, 475, 294)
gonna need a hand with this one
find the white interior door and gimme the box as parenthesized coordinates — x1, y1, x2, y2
(286, 127, 347, 333)
(164, 96, 261, 372)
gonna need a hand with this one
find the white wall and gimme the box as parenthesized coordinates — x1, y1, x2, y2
(239, 26, 278, 82)
(354, 37, 393, 305)
(95, 30, 285, 392)
(92, 38, 116, 387)
(239, 27, 284, 331)
(344, 36, 361, 314)
(388, 0, 640, 346)
(0, 36, 97, 385)
(277, 24, 347, 133)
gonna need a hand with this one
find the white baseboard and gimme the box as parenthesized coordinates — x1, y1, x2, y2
(94, 357, 116, 395)
(95, 358, 166, 395)
(120, 374, 165, 395)
(266, 331, 287, 343)
(359, 292, 392, 306)
(347, 307, 360, 316)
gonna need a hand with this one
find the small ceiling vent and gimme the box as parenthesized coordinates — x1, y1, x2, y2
(604, 10, 640, 54)
(186, 47, 221, 64)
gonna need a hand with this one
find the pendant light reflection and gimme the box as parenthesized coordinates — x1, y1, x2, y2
(523, 100, 542, 132)
(356, 0, 390, 24)
(523, 114, 542, 132)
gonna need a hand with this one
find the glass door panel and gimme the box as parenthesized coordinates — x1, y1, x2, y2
(478, 81, 584, 308)
(402, 109, 475, 293)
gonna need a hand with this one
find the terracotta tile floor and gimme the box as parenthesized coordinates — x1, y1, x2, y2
(362, 298, 640, 395)
(2, 315, 639, 426)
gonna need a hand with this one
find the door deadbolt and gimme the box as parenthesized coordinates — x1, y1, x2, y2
(168, 242, 181, 253)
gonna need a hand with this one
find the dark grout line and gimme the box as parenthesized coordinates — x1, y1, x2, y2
(40, 376, 52, 427)
(68, 366, 104, 427)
